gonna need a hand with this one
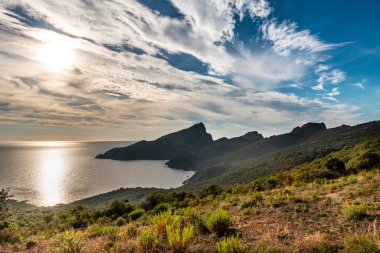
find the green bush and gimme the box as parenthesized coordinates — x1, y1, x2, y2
(106, 199, 134, 218)
(198, 185, 223, 198)
(166, 216, 195, 253)
(342, 204, 368, 221)
(115, 216, 126, 226)
(127, 225, 138, 237)
(215, 236, 246, 253)
(128, 209, 144, 220)
(343, 235, 379, 253)
(0, 188, 14, 229)
(67, 206, 91, 229)
(152, 203, 170, 215)
(0, 227, 22, 245)
(26, 238, 38, 249)
(250, 177, 278, 191)
(241, 192, 263, 208)
(53, 231, 84, 253)
(325, 158, 346, 175)
(85, 224, 118, 238)
(183, 208, 208, 234)
(140, 191, 195, 210)
(138, 229, 158, 253)
(206, 210, 232, 236)
(351, 152, 380, 172)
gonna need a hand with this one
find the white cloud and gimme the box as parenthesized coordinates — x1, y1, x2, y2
(261, 20, 345, 57)
(312, 83, 325, 91)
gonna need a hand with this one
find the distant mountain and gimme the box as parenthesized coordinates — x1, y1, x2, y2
(97, 120, 380, 186)
(180, 121, 380, 187)
(96, 123, 213, 160)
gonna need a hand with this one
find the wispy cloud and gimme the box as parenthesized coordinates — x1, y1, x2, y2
(261, 20, 346, 57)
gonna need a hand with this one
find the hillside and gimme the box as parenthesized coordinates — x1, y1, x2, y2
(1, 135, 380, 252)
(96, 123, 213, 161)
(95, 121, 380, 189)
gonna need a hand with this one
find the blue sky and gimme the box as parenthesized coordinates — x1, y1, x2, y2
(0, 0, 379, 141)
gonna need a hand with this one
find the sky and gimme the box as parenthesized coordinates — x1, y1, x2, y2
(0, 0, 379, 141)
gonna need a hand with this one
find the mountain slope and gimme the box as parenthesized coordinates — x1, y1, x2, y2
(181, 121, 380, 187)
(96, 123, 213, 160)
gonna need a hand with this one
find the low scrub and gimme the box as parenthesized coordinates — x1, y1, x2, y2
(215, 236, 246, 253)
(206, 210, 232, 236)
(128, 209, 144, 220)
(166, 216, 195, 253)
(343, 235, 379, 253)
(138, 229, 159, 253)
(85, 224, 118, 238)
(53, 230, 84, 253)
(342, 204, 369, 221)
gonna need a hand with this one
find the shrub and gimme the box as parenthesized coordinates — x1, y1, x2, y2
(152, 211, 174, 234)
(215, 236, 246, 253)
(250, 177, 278, 191)
(0, 227, 22, 245)
(267, 195, 284, 208)
(106, 199, 134, 218)
(0, 188, 14, 229)
(140, 192, 169, 210)
(343, 235, 379, 253)
(251, 244, 287, 253)
(152, 203, 170, 215)
(138, 229, 159, 253)
(115, 216, 126, 226)
(85, 224, 118, 238)
(325, 158, 346, 175)
(26, 238, 38, 249)
(53, 230, 84, 253)
(127, 225, 138, 237)
(342, 204, 368, 221)
(67, 206, 91, 229)
(241, 192, 263, 209)
(198, 185, 223, 198)
(166, 216, 195, 253)
(206, 210, 232, 236)
(128, 209, 144, 220)
(352, 152, 380, 172)
(183, 208, 208, 234)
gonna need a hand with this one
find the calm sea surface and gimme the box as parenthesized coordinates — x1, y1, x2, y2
(0, 141, 195, 206)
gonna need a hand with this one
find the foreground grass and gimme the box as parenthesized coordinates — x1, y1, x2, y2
(1, 138, 380, 252)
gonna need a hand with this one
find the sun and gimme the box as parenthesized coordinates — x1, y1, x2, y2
(37, 37, 75, 72)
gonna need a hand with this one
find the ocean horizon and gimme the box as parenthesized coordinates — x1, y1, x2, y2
(0, 141, 194, 206)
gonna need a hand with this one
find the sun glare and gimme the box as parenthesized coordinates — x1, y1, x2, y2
(37, 37, 75, 72)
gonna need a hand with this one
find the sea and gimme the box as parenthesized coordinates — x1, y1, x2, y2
(0, 141, 195, 206)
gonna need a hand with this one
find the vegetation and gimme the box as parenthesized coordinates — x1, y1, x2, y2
(206, 210, 233, 236)
(1, 136, 380, 252)
(215, 236, 246, 253)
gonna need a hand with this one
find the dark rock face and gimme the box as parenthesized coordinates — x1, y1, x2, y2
(165, 130, 265, 170)
(96, 123, 213, 160)
(166, 122, 327, 170)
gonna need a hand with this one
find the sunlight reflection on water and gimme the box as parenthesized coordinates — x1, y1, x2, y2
(0, 141, 195, 206)
(37, 149, 66, 206)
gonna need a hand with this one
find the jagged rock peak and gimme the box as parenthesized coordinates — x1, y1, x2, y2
(243, 131, 264, 139)
(292, 122, 327, 133)
(189, 122, 207, 131)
